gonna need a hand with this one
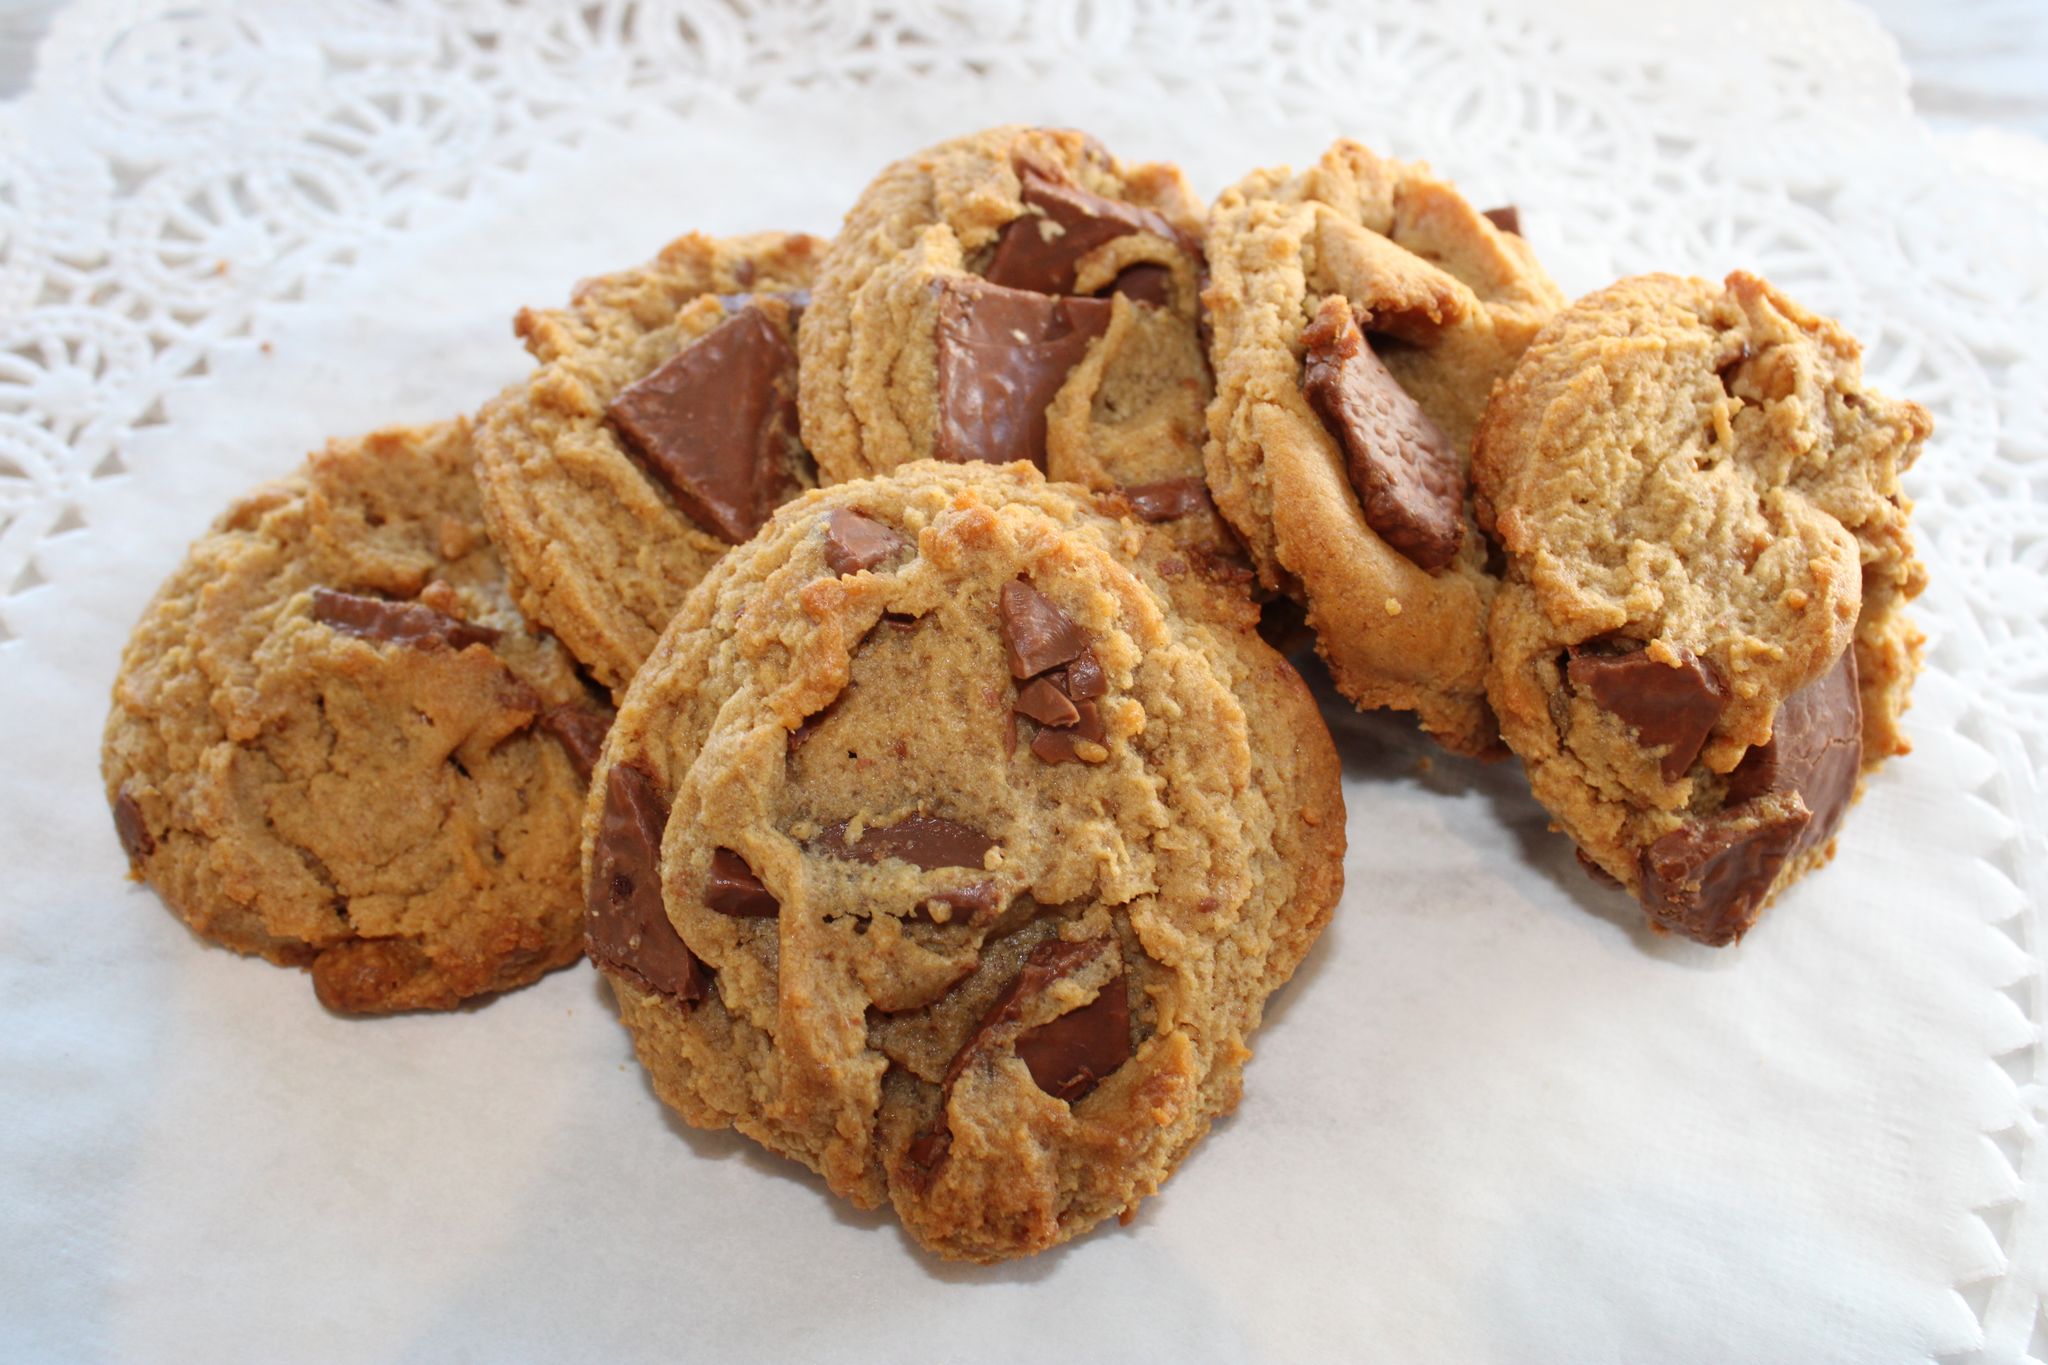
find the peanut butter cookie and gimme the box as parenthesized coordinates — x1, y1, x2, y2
(1473, 272, 1930, 944)
(582, 460, 1343, 1261)
(1202, 140, 1562, 753)
(102, 421, 607, 1012)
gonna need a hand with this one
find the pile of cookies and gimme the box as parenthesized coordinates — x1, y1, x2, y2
(100, 127, 1930, 1262)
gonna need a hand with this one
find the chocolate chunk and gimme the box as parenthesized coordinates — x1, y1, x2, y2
(932, 278, 1112, 468)
(538, 704, 613, 782)
(1299, 296, 1465, 572)
(310, 588, 500, 651)
(999, 579, 1084, 679)
(945, 937, 1128, 1100)
(822, 509, 906, 576)
(1637, 650, 1861, 945)
(813, 813, 996, 871)
(1017, 968, 1130, 1102)
(1013, 677, 1080, 728)
(1062, 647, 1108, 700)
(1481, 205, 1522, 236)
(1030, 700, 1106, 765)
(112, 787, 154, 866)
(586, 763, 707, 1003)
(1566, 642, 1728, 782)
(984, 162, 1186, 296)
(1122, 475, 1211, 524)
(705, 847, 779, 918)
(1110, 264, 1173, 307)
(1725, 648, 1863, 860)
(607, 303, 802, 544)
(1639, 806, 1809, 947)
(926, 879, 1001, 922)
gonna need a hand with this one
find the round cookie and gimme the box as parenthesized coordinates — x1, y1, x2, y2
(1472, 271, 1931, 945)
(581, 460, 1344, 1262)
(475, 230, 824, 697)
(798, 127, 1242, 570)
(1202, 140, 1563, 754)
(103, 421, 610, 1013)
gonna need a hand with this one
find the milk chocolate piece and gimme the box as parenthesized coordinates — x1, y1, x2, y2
(112, 787, 153, 865)
(310, 588, 500, 651)
(932, 278, 1111, 468)
(1299, 296, 1465, 571)
(586, 763, 707, 1003)
(984, 163, 1185, 296)
(927, 879, 1001, 921)
(946, 937, 1127, 1101)
(538, 704, 613, 782)
(1110, 264, 1173, 307)
(1725, 649, 1863, 859)
(607, 303, 802, 544)
(814, 813, 996, 871)
(1567, 642, 1728, 782)
(1017, 968, 1130, 1102)
(1030, 700, 1106, 765)
(705, 848, 779, 918)
(1122, 476, 1211, 524)
(1639, 806, 1809, 947)
(822, 509, 905, 576)
(1062, 648, 1108, 700)
(1013, 677, 1080, 728)
(1637, 650, 1861, 945)
(1481, 205, 1522, 236)
(999, 579, 1084, 679)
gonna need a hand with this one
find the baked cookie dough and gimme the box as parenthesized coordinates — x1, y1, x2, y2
(799, 127, 1242, 569)
(1202, 140, 1562, 753)
(1473, 272, 1931, 944)
(103, 421, 610, 1012)
(582, 460, 1344, 1262)
(475, 230, 823, 696)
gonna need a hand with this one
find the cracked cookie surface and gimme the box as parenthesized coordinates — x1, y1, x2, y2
(102, 421, 605, 1012)
(475, 230, 824, 697)
(582, 460, 1343, 1262)
(798, 127, 1243, 568)
(1202, 140, 1561, 753)
(1473, 271, 1930, 944)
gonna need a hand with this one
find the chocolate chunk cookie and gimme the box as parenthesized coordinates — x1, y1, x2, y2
(581, 460, 1344, 1262)
(1202, 141, 1562, 753)
(474, 230, 824, 697)
(1473, 272, 1931, 944)
(798, 127, 1240, 562)
(102, 421, 606, 1012)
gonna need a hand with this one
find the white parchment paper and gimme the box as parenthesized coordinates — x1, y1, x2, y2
(2, 6, 2041, 1361)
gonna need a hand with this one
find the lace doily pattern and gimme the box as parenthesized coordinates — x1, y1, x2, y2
(2, 2, 2043, 1355)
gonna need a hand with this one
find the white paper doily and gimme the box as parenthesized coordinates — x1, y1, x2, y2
(2, 3, 2044, 1361)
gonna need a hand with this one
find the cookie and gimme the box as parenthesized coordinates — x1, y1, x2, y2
(474, 230, 824, 697)
(581, 460, 1344, 1262)
(1472, 272, 1931, 944)
(1202, 140, 1563, 753)
(102, 421, 609, 1012)
(798, 127, 1242, 568)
